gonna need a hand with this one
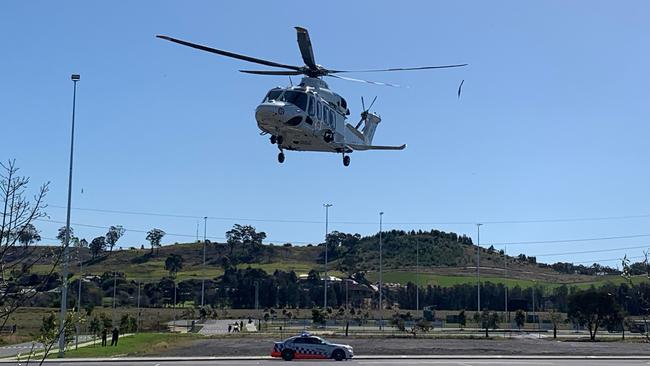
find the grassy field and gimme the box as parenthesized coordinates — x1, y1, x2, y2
(50, 333, 202, 358)
(364, 270, 646, 290)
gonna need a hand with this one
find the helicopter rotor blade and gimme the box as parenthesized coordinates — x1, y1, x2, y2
(240, 70, 304, 76)
(328, 74, 401, 87)
(367, 96, 378, 111)
(156, 35, 302, 71)
(294, 27, 318, 70)
(330, 64, 468, 73)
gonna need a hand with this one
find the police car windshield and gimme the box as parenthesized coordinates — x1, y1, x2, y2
(279, 91, 308, 111)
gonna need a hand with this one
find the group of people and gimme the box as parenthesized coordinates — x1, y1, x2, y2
(227, 321, 244, 333)
(100, 327, 120, 346)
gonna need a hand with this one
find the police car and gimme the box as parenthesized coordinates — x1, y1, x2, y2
(271, 332, 354, 361)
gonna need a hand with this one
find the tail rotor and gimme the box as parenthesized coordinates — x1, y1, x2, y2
(355, 96, 378, 129)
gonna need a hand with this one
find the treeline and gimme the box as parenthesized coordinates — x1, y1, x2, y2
(32, 264, 650, 317)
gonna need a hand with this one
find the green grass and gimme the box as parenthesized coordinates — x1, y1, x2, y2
(54, 333, 201, 358)
(367, 271, 562, 288)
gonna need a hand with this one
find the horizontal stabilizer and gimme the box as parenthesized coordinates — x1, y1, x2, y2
(348, 143, 407, 151)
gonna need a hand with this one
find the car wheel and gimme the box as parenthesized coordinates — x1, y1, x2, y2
(333, 349, 345, 361)
(281, 349, 294, 361)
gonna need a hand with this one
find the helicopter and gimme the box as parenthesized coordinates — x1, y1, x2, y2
(157, 27, 466, 166)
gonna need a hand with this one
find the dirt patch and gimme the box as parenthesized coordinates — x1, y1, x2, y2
(150, 336, 650, 357)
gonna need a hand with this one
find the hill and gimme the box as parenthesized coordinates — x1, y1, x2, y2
(18, 228, 620, 287)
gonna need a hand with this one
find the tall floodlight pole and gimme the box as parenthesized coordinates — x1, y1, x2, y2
(504, 244, 509, 321)
(58, 74, 80, 357)
(75, 247, 82, 349)
(476, 223, 482, 312)
(323, 204, 332, 310)
(201, 216, 207, 307)
(416, 239, 419, 317)
(379, 212, 384, 330)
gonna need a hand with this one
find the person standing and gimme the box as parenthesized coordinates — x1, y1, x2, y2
(111, 327, 119, 346)
(101, 328, 107, 347)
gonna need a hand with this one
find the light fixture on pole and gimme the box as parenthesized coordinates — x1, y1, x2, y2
(379, 211, 384, 330)
(323, 203, 332, 310)
(476, 223, 482, 312)
(58, 73, 80, 358)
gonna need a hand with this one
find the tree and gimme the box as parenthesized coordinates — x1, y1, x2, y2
(547, 309, 565, 339)
(0, 160, 50, 331)
(17, 223, 40, 247)
(164, 253, 184, 278)
(474, 310, 499, 337)
(515, 310, 525, 330)
(146, 228, 165, 254)
(56, 226, 74, 245)
(89, 317, 101, 346)
(105, 225, 125, 254)
(225, 224, 266, 260)
(567, 288, 622, 341)
(89, 236, 106, 258)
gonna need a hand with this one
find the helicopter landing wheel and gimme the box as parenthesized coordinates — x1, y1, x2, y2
(278, 152, 285, 164)
(343, 155, 350, 167)
(277, 135, 284, 145)
(270, 135, 277, 144)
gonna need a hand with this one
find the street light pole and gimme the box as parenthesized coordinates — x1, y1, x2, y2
(201, 216, 207, 307)
(416, 239, 419, 317)
(504, 244, 509, 321)
(476, 223, 482, 312)
(59, 74, 80, 357)
(323, 204, 332, 310)
(75, 247, 82, 350)
(379, 211, 384, 330)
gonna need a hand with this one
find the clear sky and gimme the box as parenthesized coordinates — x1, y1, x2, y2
(2, 1, 649, 268)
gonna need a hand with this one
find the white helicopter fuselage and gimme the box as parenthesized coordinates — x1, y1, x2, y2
(255, 77, 373, 153)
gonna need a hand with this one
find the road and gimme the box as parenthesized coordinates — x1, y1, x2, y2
(12, 358, 650, 366)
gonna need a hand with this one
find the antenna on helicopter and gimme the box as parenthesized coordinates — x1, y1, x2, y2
(355, 96, 378, 129)
(289, 76, 293, 86)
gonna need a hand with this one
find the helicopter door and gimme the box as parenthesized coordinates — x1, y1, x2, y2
(306, 96, 315, 125)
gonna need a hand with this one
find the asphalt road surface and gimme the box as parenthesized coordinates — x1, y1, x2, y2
(17, 358, 650, 366)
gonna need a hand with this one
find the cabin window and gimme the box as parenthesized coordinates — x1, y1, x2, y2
(324, 107, 330, 125)
(279, 91, 308, 111)
(263, 89, 282, 102)
(329, 110, 335, 128)
(340, 97, 347, 110)
(307, 96, 315, 117)
(317, 101, 322, 120)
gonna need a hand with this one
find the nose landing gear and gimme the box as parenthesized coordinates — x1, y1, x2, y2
(342, 154, 350, 167)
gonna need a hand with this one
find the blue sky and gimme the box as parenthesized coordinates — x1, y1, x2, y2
(2, 1, 649, 267)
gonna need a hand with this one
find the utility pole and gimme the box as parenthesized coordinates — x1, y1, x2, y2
(379, 211, 384, 330)
(201, 216, 207, 307)
(323, 203, 332, 310)
(172, 281, 177, 331)
(58, 73, 80, 357)
(136, 280, 141, 333)
(254, 281, 259, 310)
(112, 271, 117, 326)
(476, 223, 482, 312)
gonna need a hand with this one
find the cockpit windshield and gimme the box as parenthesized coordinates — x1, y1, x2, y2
(278, 91, 308, 111)
(263, 89, 283, 102)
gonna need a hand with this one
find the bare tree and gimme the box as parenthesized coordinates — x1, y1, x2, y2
(0, 160, 61, 330)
